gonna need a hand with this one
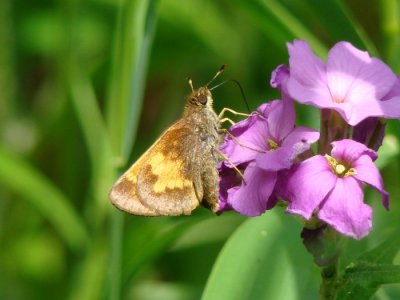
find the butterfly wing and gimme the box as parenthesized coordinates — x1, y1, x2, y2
(109, 120, 204, 216)
(109, 146, 159, 216)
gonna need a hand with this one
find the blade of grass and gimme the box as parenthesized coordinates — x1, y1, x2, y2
(233, 0, 294, 49)
(0, 0, 16, 121)
(68, 241, 107, 300)
(105, 1, 159, 299)
(106, 0, 159, 165)
(381, 0, 400, 71)
(159, 0, 242, 63)
(295, 0, 367, 47)
(68, 65, 116, 224)
(336, 0, 379, 57)
(0, 145, 89, 251)
(259, 0, 328, 57)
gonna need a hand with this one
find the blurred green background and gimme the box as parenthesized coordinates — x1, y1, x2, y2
(1, 0, 400, 299)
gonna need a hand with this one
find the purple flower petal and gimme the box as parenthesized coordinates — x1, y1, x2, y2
(326, 42, 396, 106)
(352, 117, 386, 151)
(286, 155, 337, 219)
(287, 40, 333, 106)
(256, 147, 293, 171)
(353, 155, 389, 209)
(350, 97, 400, 125)
(286, 40, 400, 125)
(271, 65, 291, 101)
(267, 99, 295, 141)
(318, 176, 372, 239)
(218, 163, 245, 213)
(271, 64, 290, 89)
(331, 139, 377, 162)
(220, 113, 268, 165)
(383, 76, 400, 100)
(282, 126, 320, 151)
(229, 163, 277, 216)
(257, 125, 319, 171)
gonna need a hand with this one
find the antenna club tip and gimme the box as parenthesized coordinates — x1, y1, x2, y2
(187, 77, 194, 92)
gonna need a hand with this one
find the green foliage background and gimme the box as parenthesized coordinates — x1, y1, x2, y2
(1, 0, 400, 299)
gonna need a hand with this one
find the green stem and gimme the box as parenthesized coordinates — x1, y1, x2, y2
(301, 225, 341, 300)
(105, 1, 159, 298)
(320, 255, 339, 300)
(108, 210, 124, 300)
(318, 109, 350, 154)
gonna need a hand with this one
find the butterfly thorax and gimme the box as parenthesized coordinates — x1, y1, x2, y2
(182, 87, 220, 143)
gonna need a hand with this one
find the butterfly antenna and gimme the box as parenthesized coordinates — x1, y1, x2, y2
(187, 77, 194, 92)
(206, 64, 226, 87)
(210, 79, 251, 113)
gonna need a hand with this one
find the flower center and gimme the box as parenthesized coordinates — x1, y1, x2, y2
(324, 154, 357, 177)
(268, 139, 279, 150)
(332, 95, 344, 104)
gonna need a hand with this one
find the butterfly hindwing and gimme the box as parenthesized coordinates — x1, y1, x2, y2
(109, 149, 159, 216)
(109, 120, 204, 216)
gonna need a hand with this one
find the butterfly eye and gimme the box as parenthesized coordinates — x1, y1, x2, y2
(198, 94, 208, 105)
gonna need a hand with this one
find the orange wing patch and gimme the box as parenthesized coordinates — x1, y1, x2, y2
(109, 120, 203, 216)
(148, 152, 193, 193)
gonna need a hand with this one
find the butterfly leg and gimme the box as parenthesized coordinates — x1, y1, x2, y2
(219, 117, 235, 126)
(218, 107, 250, 120)
(218, 128, 265, 153)
(214, 148, 245, 183)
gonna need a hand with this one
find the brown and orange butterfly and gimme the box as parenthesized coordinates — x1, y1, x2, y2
(109, 66, 229, 216)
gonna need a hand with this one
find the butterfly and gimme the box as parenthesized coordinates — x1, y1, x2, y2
(109, 66, 227, 216)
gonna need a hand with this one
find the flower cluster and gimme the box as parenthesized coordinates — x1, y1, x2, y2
(219, 40, 399, 239)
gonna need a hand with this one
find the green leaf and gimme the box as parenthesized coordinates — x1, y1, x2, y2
(357, 232, 400, 264)
(375, 134, 400, 169)
(337, 264, 400, 300)
(202, 211, 314, 300)
(0, 146, 89, 251)
(336, 231, 400, 299)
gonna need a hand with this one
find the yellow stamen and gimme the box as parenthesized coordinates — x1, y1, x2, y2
(268, 139, 279, 150)
(324, 154, 357, 177)
(335, 164, 346, 175)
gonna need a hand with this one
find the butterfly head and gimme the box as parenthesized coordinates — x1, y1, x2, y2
(185, 65, 225, 110)
(187, 86, 213, 108)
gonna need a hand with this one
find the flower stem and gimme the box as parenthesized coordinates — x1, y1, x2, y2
(318, 109, 350, 154)
(320, 254, 339, 300)
(301, 225, 341, 300)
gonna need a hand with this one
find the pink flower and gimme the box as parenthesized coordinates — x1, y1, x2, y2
(286, 40, 400, 126)
(218, 100, 319, 216)
(285, 139, 389, 239)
